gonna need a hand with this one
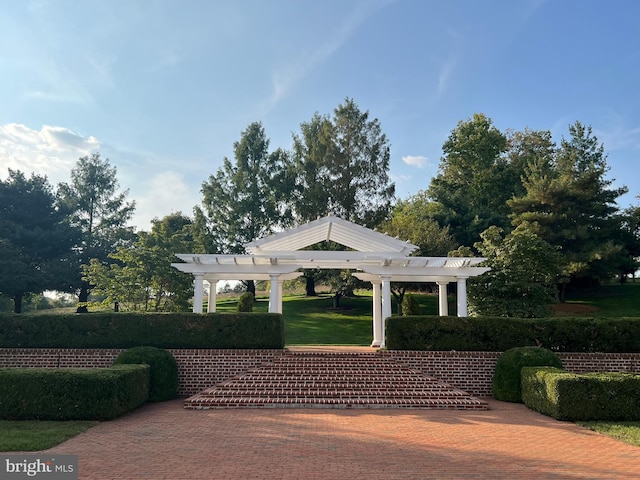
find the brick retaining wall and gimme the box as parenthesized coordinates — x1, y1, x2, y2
(1, 348, 638, 397)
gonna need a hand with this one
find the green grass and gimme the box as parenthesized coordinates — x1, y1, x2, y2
(216, 292, 450, 345)
(577, 421, 640, 447)
(0, 420, 97, 451)
(562, 282, 640, 317)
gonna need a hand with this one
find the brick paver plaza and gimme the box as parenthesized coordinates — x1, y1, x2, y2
(45, 398, 640, 479)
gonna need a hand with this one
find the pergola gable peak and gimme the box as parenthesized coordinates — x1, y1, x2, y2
(245, 215, 417, 255)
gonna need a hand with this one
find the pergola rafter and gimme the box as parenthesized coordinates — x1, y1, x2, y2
(172, 215, 490, 347)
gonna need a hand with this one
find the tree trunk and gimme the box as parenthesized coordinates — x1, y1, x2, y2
(246, 280, 256, 297)
(13, 293, 23, 314)
(391, 287, 406, 316)
(332, 292, 342, 308)
(305, 274, 316, 296)
(76, 285, 90, 313)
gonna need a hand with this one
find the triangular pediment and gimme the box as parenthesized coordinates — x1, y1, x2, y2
(245, 215, 417, 255)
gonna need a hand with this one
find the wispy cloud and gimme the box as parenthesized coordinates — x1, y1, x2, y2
(402, 154, 430, 168)
(437, 57, 457, 97)
(595, 123, 640, 152)
(263, 0, 396, 112)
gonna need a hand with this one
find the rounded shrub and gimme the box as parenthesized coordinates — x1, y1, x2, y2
(492, 346, 563, 402)
(113, 346, 179, 402)
(237, 292, 254, 312)
(403, 294, 421, 315)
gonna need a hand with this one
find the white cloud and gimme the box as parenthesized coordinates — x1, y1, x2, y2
(402, 155, 429, 168)
(132, 171, 198, 231)
(0, 123, 100, 183)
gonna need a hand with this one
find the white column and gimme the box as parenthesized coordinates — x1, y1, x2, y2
(277, 279, 284, 314)
(456, 277, 468, 317)
(207, 280, 217, 313)
(437, 281, 449, 316)
(268, 274, 280, 313)
(371, 280, 382, 347)
(193, 274, 204, 313)
(380, 275, 392, 348)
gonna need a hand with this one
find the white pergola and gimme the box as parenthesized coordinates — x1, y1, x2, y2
(172, 215, 490, 347)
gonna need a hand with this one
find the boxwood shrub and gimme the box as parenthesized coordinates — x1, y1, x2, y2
(0, 365, 149, 420)
(0, 312, 284, 349)
(492, 346, 563, 402)
(385, 315, 640, 352)
(113, 346, 178, 402)
(522, 367, 640, 421)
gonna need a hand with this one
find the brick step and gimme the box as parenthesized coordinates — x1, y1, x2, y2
(184, 351, 489, 410)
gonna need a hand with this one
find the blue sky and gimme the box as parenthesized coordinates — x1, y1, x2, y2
(1, 0, 639, 230)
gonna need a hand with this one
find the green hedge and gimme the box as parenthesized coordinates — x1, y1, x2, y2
(0, 365, 149, 420)
(492, 347, 563, 402)
(386, 316, 640, 352)
(521, 367, 640, 421)
(0, 312, 284, 349)
(114, 347, 179, 402)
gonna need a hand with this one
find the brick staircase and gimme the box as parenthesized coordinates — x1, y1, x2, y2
(184, 350, 488, 410)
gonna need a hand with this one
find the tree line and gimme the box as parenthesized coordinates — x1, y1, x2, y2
(1, 99, 638, 314)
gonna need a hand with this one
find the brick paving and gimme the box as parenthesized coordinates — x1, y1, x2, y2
(43, 398, 640, 480)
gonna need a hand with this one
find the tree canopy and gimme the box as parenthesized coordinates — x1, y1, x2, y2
(58, 153, 135, 311)
(0, 170, 80, 312)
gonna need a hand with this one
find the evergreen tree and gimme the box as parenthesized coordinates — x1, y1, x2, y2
(199, 122, 293, 294)
(0, 170, 80, 312)
(58, 153, 135, 311)
(509, 122, 628, 297)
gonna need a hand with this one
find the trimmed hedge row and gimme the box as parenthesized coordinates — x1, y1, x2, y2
(0, 312, 284, 349)
(521, 367, 640, 421)
(0, 365, 149, 420)
(386, 315, 640, 352)
(492, 347, 563, 402)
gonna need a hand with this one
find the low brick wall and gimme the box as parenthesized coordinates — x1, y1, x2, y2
(1, 348, 638, 397)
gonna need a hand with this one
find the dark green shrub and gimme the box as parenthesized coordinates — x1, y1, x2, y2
(237, 292, 254, 312)
(385, 316, 640, 352)
(402, 294, 421, 315)
(0, 312, 284, 349)
(113, 346, 178, 402)
(0, 365, 149, 420)
(522, 367, 640, 421)
(492, 346, 563, 402)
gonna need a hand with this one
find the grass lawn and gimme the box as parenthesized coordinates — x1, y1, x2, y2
(556, 282, 640, 317)
(0, 420, 97, 452)
(578, 421, 640, 447)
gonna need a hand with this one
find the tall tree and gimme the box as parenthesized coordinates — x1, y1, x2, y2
(199, 122, 293, 294)
(292, 98, 395, 227)
(509, 122, 628, 297)
(0, 170, 80, 312)
(83, 213, 194, 312)
(58, 153, 136, 312)
(620, 195, 640, 281)
(292, 98, 395, 296)
(427, 113, 511, 248)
